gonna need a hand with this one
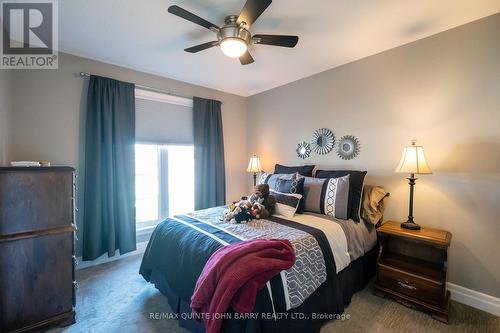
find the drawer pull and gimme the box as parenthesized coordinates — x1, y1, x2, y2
(397, 280, 417, 290)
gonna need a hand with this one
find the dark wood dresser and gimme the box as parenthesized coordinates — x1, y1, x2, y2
(0, 167, 76, 332)
(374, 221, 452, 323)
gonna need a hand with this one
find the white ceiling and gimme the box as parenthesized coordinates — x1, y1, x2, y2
(59, 0, 500, 96)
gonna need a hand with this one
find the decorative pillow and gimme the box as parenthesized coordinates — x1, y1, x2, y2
(258, 172, 293, 186)
(302, 175, 350, 219)
(315, 170, 367, 222)
(274, 164, 315, 177)
(257, 171, 295, 184)
(270, 190, 302, 218)
(269, 176, 305, 195)
(259, 172, 305, 212)
(361, 185, 390, 225)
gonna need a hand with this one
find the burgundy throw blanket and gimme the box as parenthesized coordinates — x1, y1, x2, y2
(191, 239, 296, 333)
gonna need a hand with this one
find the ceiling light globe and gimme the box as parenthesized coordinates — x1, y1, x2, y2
(220, 38, 247, 58)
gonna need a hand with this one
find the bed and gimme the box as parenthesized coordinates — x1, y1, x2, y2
(139, 206, 378, 333)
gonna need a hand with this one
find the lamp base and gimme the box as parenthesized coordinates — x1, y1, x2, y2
(401, 221, 421, 230)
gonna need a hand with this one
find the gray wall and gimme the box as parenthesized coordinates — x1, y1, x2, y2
(0, 70, 12, 164)
(247, 14, 500, 297)
(9, 52, 248, 255)
(4, 14, 500, 297)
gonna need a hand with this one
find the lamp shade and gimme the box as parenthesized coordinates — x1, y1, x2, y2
(246, 155, 262, 173)
(395, 142, 432, 174)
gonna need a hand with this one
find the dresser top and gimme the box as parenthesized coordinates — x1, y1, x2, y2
(0, 166, 75, 172)
(378, 221, 452, 247)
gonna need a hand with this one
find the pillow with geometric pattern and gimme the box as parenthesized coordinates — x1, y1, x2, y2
(258, 172, 305, 212)
(315, 170, 367, 222)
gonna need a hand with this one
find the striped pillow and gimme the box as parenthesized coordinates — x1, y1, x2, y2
(270, 190, 302, 218)
(302, 175, 350, 220)
(315, 170, 367, 222)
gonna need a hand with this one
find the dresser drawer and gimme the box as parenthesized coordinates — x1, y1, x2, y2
(0, 170, 74, 235)
(377, 265, 445, 307)
(0, 231, 75, 332)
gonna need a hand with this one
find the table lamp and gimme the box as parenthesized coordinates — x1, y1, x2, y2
(247, 155, 262, 186)
(395, 141, 432, 230)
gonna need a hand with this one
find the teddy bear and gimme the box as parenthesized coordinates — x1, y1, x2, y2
(249, 184, 276, 215)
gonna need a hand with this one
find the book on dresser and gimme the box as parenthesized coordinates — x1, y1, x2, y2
(0, 167, 77, 333)
(374, 221, 452, 323)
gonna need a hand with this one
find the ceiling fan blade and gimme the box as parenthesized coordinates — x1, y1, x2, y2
(239, 51, 255, 65)
(184, 41, 219, 53)
(237, 0, 272, 28)
(168, 5, 220, 31)
(253, 34, 299, 47)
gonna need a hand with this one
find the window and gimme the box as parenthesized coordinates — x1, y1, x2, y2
(135, 144, 194, 226)
(167, 145, 195, 216)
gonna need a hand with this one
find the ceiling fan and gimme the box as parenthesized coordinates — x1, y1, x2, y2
(168, 0, 299, 65)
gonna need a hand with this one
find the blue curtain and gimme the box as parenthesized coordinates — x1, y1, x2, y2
(193, 97, 226, 210)
(82, 75, 136, 260)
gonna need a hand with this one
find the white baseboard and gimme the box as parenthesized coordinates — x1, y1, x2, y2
(447, 282, 500, 316)
(76, 241, 148, 270)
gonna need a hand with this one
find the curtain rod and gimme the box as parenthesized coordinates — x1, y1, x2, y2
(78, 71, 193, 101)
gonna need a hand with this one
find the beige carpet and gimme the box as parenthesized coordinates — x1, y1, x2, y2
(46, 254, 499, 333)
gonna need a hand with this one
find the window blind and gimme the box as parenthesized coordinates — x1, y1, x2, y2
(135, 98, 193, 144)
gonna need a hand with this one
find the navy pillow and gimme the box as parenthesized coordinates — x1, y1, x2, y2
(275, 177, 304, 196)
(262, 173, 305, 213)
(315, 170, 367, 222)
(274, 164, 315, 177)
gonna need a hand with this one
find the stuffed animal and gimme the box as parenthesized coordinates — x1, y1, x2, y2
(250, 202, 270, 219)
(249, 184, 276, 215)
(233, 206, 254, 223)
(223, 185, 277, 223)
(249, 186, 265, 205)
(223, 200, 254, 223)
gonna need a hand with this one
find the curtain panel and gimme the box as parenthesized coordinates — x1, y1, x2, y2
(193, 97, 226, 210)
(82, 75, 136, 260)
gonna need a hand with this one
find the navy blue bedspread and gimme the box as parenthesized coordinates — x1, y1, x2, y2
(139, 212, 377, 333)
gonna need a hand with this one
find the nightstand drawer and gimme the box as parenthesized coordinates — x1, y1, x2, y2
(378, 265, 444, 307)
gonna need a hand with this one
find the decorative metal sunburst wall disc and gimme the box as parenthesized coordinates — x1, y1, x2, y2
(296, 141, 311, 159)
(337, 135, 360, 160)
(310, 128, 335, 155)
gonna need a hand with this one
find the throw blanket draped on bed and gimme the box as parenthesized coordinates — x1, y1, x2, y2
(191, 239, 295, 333)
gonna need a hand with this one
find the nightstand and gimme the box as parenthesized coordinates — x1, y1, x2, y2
(374, 221, 452, 323)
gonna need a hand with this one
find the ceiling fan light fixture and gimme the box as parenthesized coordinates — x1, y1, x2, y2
(220, 38, 247, 58)
(168, 1, 299, 65)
